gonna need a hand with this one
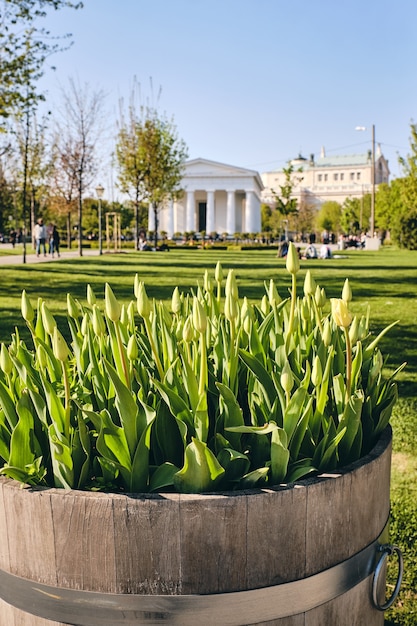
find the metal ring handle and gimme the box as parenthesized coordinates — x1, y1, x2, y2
(372, 544, 404, 611)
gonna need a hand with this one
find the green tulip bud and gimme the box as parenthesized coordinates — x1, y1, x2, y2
(21, 290, 34, 323)
(331, 298, 352, 329)
(120, 304, 129, 326)
(311, 355, 323, 386)
(260, 294, 269, 316)
(0, 344, 13, 375)
(203, 270, 212, 293)
(268, 279, 281, 305)
(286, 241, 300, 275)
(225, 269, 238, 299)
(215, 261, 223, 283)
(41, 302, 57, 336)
(127, 334, 139, 361)
(301, 299, 310, 322)
(342, 278, 352, 303)
(134, 273, 140, 298)
(86, 284, 96, 306)
(303, 270, 316, 297)
(67, 293, 80, 319)
(105, 283, 121, 322)
(182, 316, 194, 343)
(280, 361, 294, 393)
(224, 292, 239, 323)
(81, 313, 89, 336)
(137, 282, 151, 319)
(92, 305, 106, 336)
(193, 297, 207, 334)
(358, 315, 368, 340)
(53, 327, 70, 362)
(323, 318, 332, 347)
(171, 286, 181, 314)
(349, 316, 359, 344)
(241, 297, 254, 334)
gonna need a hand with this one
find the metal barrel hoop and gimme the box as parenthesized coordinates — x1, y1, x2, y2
(372, 544, 404, 611)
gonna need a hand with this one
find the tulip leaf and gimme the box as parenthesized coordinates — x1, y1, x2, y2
(283, 387, 308, 441)
(240, 466, 269, 488)
(238, 349, 277, 407)
(130, 419, 154, 492)
(174, 438, 225, 493)
(271, 426, 290, 484)
(149, 462, 179, 492)
(217, 447, 250, 482)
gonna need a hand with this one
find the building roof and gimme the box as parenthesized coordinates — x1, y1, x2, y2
(313, 153, 371, 168)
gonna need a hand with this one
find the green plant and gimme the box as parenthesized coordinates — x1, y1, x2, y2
(0, 243, 404, 493)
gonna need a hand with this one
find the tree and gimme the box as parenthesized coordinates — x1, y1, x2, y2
(116, 102, 188, 250)
(316, 201, 342, 236)
(271, 162, 303, 223)
(0, 0, 82, 122)
(50, 79, 105, 255)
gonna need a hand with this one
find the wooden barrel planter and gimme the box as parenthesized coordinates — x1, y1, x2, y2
(0, 426, 396, 626)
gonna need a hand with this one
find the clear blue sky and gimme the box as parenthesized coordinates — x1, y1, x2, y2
(38, 0, 416, 188)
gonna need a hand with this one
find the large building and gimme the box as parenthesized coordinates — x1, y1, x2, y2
(152, 158, 263, 237)
(261, 146, 390, 208)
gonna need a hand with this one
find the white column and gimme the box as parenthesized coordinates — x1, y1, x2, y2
(186, 190, 195, 232)
(167, 199, 174, 239)
(148, 202, 155, 232)
(206, 190, 215, 234)
(245, 190, 259, 234)
(226, 190, 236, 235)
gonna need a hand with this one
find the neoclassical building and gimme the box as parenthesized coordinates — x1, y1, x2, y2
(261, 146, 390, 207)
(150, 158, 264, 237)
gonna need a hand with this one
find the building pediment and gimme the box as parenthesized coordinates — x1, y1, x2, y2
(185, 158, 264, 190)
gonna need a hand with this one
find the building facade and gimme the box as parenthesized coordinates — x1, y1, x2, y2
(151, 158, 264, 237)
(261, 146, 390, 207)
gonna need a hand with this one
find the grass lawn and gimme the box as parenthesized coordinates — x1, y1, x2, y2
(0, 245, 416, 624)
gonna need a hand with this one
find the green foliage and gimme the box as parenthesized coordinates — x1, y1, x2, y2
(0, 249, 402, 494)
(316, 200, 342, 234)
(0, 0, 82, 121)
(271, 162, 303, 217)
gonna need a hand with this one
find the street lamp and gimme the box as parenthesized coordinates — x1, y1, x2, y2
(355, 125, 376, 236)
(95, 184, 105, 255)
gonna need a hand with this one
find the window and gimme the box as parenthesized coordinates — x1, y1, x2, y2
(357, 172, 361, 180)
(318, 174, 322, 182)
(350, 172, 355, 181)
(340, 173, 344, 181)
(324, 174, 328, 182)
(334, 173, 338, 181)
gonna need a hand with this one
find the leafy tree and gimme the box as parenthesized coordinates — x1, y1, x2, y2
(116, 103, 188, 250)
(271, 162, 303, 223)
(0, 0, 82, 122)
(316, 201, 342, 235)
(395, 123, 417, 248)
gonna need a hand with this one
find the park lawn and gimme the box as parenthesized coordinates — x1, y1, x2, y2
(0, 245, 416, 624)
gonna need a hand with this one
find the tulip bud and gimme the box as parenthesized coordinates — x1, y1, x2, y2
(105, 283, 121, 322)
(0, 344, 13, 375)
(323, 318, 332, 347)
(86, 284, 96, 306)
(53, 327, 70, 362)
(67, 293, 79, 319)
(311, 355, 323, 387)
(92, 305, 106, 336)
(203, 270, 212, 293)
(120, 304, 129, 326)
(137, 282, 151, 319)
(301, 299, 310, 322)
(286, 242, 300, 275)
(41, 302, 57, 336)
(260, 294, 269, 316)
(81, 313, 89, 336)
(171, 286, 181, 314)
(268, 279, 281, 305)
(280, 361, 294, 393)
(21, 290, 35, 323)
(303, 270, 316, 297)
(215, 261, 223, 283)
(127, 334, 139, 361)
(193, 297, 207, 334)
(225, 270, 238, 299)
(241, 297, 254, 334)
(182, 316, 194, 343)
(134, 273, 140, 298)
(349, 316, 359, 344)
(342, 278, 352, 303)
(224, 292, 239, 323)
(331, 298, 352, 329)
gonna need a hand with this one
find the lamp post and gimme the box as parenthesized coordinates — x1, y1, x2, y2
(355, 125, 376, 236)
(95, 184, 104, 256)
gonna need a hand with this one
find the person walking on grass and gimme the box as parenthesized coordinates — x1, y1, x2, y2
(49, 224, 61, 258)
(34, 218, 47, 257)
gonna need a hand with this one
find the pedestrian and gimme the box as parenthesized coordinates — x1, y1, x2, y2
(9, 229, 16, 248)
(49, 224, 60, 258)
(34, 218, 47, 257)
